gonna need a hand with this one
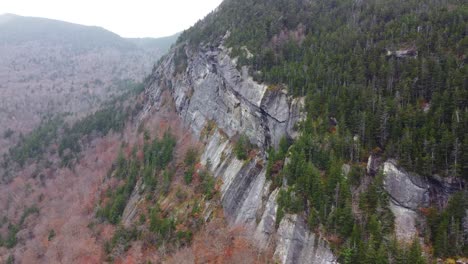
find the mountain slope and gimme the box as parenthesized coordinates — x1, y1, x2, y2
(0, 14, 176, 155)
(0, 1, 466, 263)
(0, 13, 131, 49)
(178, 0, 467, 178)
(143, 0, 467, 262)
(128, 32, 180, 55)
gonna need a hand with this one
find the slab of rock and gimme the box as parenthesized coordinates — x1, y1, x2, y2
(383, 160, 430, 241)
(145, 43, 305, 149)
(274, 214, 337, 264)
(389, 202, 419, 241)
(122, 178, 143, 227)
(383, 161, 429, 210)
(255, 188, 279, 248)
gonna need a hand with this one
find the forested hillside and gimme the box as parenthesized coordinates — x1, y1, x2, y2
(0, 14, 172, 156)
(177, 0, 467, 262)
(181, 0, 467, 178)
(0, 1, 466, 263)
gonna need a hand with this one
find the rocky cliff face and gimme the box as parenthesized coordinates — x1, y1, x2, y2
(143, 41, 336, 263)
(141, 34, 468, 262)
(145, 41, 304, 149)
(383, 161, 430, 241)
(140, 30, 468, 262)
(382, 160, 464, 242)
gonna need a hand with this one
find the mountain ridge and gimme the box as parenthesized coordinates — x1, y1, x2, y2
(0, 13, 180, 51)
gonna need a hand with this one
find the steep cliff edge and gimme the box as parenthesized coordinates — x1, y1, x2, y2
(144, 40, 303, 149)
(142, 40, 336, 263)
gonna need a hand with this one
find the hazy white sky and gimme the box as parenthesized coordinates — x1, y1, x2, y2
(0, 0, 223, 38)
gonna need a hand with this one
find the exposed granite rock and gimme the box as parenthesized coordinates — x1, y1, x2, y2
(367, 154, 381, 176)
(383, 160, 430, 241)
(287, 97, 306, 140)
(274, 214, 337, 264)
(386, 48, 418, 58)
(261, 89, 290, 123)
(381, 159, 465, 243)
(342, 164, 351, 178)
(200, 131, 266, 225)
(197, 123, 335, 264)
(145, 43, 304, 149)
(383, 160, 430, 210)
(122, 178, 143, 227)
(388, 202, 419, 241)
(144, 40, 331, 263)
(255, 188, 279, 248)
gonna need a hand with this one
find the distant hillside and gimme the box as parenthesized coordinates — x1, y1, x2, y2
(0, 13, 133, 49)
(0, 14, 177, 155)
(127, 32, 180, 55)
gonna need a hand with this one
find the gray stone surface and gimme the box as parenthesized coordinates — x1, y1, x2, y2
(366, 154, 381, 176)
(144, 41, 334, 264)
(145, 43, 304, 149)
(198, 131, 337, 263)
(255, 188, 279, 248)
(287, 97, 306, 140)
(122, 178, 143, 227)
(383, 160, 429, 210)
(383, 160, 430, 241)
(274, 214, 337, 264)
(388, 202, 419, 241)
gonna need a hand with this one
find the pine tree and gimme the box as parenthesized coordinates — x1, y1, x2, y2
(408, 238, 426, 264)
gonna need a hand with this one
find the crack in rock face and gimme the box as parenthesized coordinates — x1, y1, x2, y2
(383, 161, 430, 241)
(145, 43, 305, 150)
(383, 161, 430, 210)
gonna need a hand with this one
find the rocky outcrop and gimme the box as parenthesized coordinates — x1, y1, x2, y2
(199, 130, 336, 263)
(382, 160, 465, 242)
(383, 160, 430, 210)
(121, 178, 145, 227)
(366, 154, 381, 176)
(274, 215, 337, 264)
(145, 42, 304, 149)
(254, 188, 278, 248)
(143, 40, 332, 263)
(383, 160, 430, 241)
(386, 48, 418, 58)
